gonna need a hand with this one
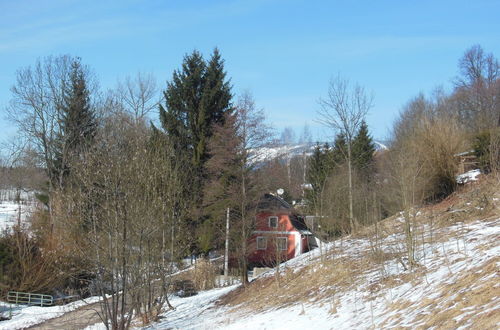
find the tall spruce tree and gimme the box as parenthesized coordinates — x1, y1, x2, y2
(54, 58, 96, 188)
(157, 49, 232, 253)
(159, 49, 232, 176)
(352, 120, 376, 180)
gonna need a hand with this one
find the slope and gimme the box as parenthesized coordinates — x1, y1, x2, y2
(153, 176, 500, 329)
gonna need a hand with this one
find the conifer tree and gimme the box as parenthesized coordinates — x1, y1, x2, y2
(306, 143, 334, 213)
(352, 120, 376, 180)
(157, 49, 232, 253)
(54, 58, 96, 188)
(332, 133, 347, 165)
(159, 49, 232, 177)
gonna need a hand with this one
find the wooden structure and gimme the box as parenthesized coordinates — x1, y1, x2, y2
(455, 150, 479, 174)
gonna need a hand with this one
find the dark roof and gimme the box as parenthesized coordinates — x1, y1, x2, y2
(257, 193, 292, 211)
(258, 194, 310, 232)
(289, 214, 309, 231)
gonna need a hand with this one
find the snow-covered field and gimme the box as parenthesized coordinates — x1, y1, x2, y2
(4, 215, 496, 329)
(0, 189, 36, 231)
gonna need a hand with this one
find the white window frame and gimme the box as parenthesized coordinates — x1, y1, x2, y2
(268, 216, 278, 228)
(277, 237, 288, 251)
(256, 236, 267, 250)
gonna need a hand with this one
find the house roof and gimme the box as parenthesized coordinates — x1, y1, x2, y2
(257, 193, 293, 211)
(289, 214, 309, 232)
(258, 193, 311, 233)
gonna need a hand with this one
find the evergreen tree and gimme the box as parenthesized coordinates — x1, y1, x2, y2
(332, 133, 347, 165)
(306, 143, 334, 213)
(159, 49, 232, 178)
(157, 49, 233, 253)
(352, 120, 376, 180)
(54, 58, 96, 187)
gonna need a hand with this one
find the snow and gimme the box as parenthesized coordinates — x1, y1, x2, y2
(3, 216, 497, 329)
(250, 141, 387, 165)
(1, 192, 497, 329)
(374, 141, 388, 151)
(0, 189, 36, 231)
(456, 169, 481, 184)
(144, 285, 238, 330)
(0, 296, 101, 330)
(146, 217, 499, 329)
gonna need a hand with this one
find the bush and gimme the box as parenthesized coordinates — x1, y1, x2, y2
(473, 129, 500, 174)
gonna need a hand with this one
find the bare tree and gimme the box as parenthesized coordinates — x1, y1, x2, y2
(204, 91, 273, 284)
(381, 93, 466, 269)
(453, 45, 500, 130)
(115, 72, 159, 120)
(53, 112, 187, 329)
(317, 75, 373, 232)
(5, 55, 99, 222)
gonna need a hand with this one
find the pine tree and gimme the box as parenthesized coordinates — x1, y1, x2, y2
(352, 120, 376, 180)
(54, 58, 96, 187)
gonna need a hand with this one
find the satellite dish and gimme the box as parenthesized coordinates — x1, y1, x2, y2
(277, 188, 284, 196)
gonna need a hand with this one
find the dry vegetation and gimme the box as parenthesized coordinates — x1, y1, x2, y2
(217, 176, 500, 328)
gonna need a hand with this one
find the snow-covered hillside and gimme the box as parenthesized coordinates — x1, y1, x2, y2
(149, 181, 499, 329)
(2, 181, 498, 329)
(250, 141, 387, 164)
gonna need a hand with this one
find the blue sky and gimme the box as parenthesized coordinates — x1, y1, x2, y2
(1, 0, 499, 143)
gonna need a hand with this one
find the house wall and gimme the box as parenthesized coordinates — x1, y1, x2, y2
(248, 212, 300, 265)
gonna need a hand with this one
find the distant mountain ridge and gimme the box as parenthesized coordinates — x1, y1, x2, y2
(250, 141, 388, 164)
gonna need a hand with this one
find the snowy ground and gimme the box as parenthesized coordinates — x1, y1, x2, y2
(146, 216, 499, 329)
(0, 297, 101, 330)
(0, 189, 36, 231)
(2, 217, 498, 329)
(1, 189, 498, 329)
(456, 169, 481, 184)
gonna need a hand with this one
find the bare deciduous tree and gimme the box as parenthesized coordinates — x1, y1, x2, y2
(318, 75, 373, 232)
(53, 113, 187, 329)
(115, 72, 159, 120)
(453, 45, 500, 130)
(6, 56, 98, 187)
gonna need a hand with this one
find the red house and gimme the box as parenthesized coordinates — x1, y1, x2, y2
(248, 194, 317, 267)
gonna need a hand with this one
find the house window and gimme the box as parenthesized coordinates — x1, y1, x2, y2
(268, 216, 278, 228)
(277, 237, 287, 251)
(256, 236, 267, 250)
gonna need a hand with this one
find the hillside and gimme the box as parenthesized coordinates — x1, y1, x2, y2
(151, 176, 499, 329)
(1, 176, 498, 329)
(250, 141, 388, 164)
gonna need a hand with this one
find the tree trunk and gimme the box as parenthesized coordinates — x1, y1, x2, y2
(347, 141, 355, 232)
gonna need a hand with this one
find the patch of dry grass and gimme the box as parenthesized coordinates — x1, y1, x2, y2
(218, 256, 370, 315)
(412, 257, 500, 329)
(177, 258, 219, 291)
(215, 176, 500, 327)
